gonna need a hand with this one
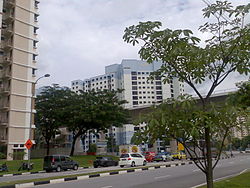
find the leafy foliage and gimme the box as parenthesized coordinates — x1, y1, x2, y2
(35, 85, 73, 155)
(123, 1, 250, 187)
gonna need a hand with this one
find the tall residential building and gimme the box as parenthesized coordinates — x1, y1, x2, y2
(72, 59, 185, 109)
(71, 59, 185, 153)
(0, 0, 39, 160)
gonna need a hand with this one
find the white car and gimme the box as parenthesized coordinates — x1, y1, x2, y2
(245, 148, 250, 153)
(119, 153, 147, 167)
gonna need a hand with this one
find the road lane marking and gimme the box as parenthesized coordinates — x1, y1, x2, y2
(154, 175, 171, 179)
(101, 186, 112, 188)
(193, 169, 199, 172)
(229, 162, 234, 164)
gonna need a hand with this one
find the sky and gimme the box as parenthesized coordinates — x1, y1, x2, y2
(36, 0, 249, 94)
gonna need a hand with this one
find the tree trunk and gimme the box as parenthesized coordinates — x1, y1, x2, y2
(70, 135, 78, 156)
(46, 139, 50, 155)
(205, 127, 213, 188)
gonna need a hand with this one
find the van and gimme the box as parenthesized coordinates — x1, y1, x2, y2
(43, 155, 79, 172)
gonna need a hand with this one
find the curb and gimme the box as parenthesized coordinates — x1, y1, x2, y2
(0, 162, 193, 188)
(0, 167, 90, 178)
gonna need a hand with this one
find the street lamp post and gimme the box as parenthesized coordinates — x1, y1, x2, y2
(28, 74, 50, 170)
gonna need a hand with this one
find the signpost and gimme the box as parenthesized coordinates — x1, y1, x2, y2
(25, 139, 33, 150)
(25, 139, 33, 170)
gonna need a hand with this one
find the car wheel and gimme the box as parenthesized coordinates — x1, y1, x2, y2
(73, 165, 78, 170)
(131, 161, 135, 167)
(94, 165, 98, 168)
(45, 169, 51, 173)
(143, 161, 147, 166)
(56, 166, 61, 172)
(120, 165, 124, 168)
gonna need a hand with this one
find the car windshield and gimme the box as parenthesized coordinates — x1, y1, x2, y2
(96, 157, 104, 160)
(120, 154, 129, 158)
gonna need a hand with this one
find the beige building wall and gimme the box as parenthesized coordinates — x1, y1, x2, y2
(0, 0, 39, 160)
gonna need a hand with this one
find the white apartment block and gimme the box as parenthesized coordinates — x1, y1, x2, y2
(0, 0, 39, 160)
(71, 60, 184, 152)
(72, 59, 184, 109)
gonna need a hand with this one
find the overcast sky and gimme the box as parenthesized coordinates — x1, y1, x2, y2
(37, 0, 249, 94)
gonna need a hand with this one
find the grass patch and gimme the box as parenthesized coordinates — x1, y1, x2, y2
(0, 155, 118, 175)
(199, 171, 250, 188)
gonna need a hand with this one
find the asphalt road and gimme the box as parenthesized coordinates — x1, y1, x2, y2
(37, 154, 250, 188)
(0, 160, 180, 183)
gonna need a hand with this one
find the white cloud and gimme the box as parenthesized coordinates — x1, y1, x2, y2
(36, 0, 250, 93)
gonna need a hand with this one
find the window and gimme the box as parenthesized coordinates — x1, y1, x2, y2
(156, 81, 161, 85)
(131, 71, 137, 75)
(132, 86, 137, 90)
(171, 89, 174, 93)
(171, 94, 174, 98)
(34, 27, 39, 34)
(156, 86, 162, 90)
(133, 101, 138, 105)
(170, 85, 173, 88)
(32, 68, 36, 76)
(157, 96, 162, 99)
(132, 91, 138, 95)
(132, 81, 137, 85)
(34, 14, 39, 22)
(133, 96, 138, 100)
(156, 91, 162, 95)
(132, 76, 137, 80)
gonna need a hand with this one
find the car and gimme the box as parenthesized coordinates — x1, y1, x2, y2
(143, 151, 156, 162)
(43, 155, 79, 172)
(93, 157, 118, 168)
(154, 153, 173, 162)
(119, 153, 147, 167)
(171, 151, 187, 160)
(245, 148, 250, 153)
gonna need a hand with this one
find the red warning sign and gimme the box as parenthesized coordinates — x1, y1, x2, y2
(25, 139, 33, 150)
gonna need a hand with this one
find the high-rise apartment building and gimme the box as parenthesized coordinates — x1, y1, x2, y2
(72, 59, 185, 109)
(71, 60, 184, 153)
(0, 0, 39, 160)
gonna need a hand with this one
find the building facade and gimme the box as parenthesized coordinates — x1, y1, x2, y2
(72, 59, 184, 109)
(71, 59, 184, 153)
(0, 0, 39, 160)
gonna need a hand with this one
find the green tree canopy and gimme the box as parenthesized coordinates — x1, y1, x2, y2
(123, 1, 250, 187)
(64, 89, 128, 156)
(35, 85, 73, 155)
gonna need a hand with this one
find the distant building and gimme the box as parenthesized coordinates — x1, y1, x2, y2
(72, 59, 184, 109)
(71, 59, 184, 153)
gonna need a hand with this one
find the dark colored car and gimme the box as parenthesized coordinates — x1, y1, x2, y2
(43, 155, 79, 172)
(93, 157, 118, 168)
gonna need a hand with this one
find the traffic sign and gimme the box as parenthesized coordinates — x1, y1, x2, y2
(25, 139, 33, 150)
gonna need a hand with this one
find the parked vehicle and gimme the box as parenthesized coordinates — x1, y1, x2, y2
(18, 162, 33, 171)
(171, 151, 186, 160)
(43, 155, 79, 172)
(93, 157, 118, 168)
(245, 148, 250, 153)
(143, 151, 156, 162)
(0, 163, 8, 172)
(154, 152, 173, 162)
(119, 153, 147, 167)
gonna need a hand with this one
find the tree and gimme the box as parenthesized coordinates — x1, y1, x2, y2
(123, 1, 250, 187)
(35, 85, 73, 155)
(65, 89, 128, 156)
